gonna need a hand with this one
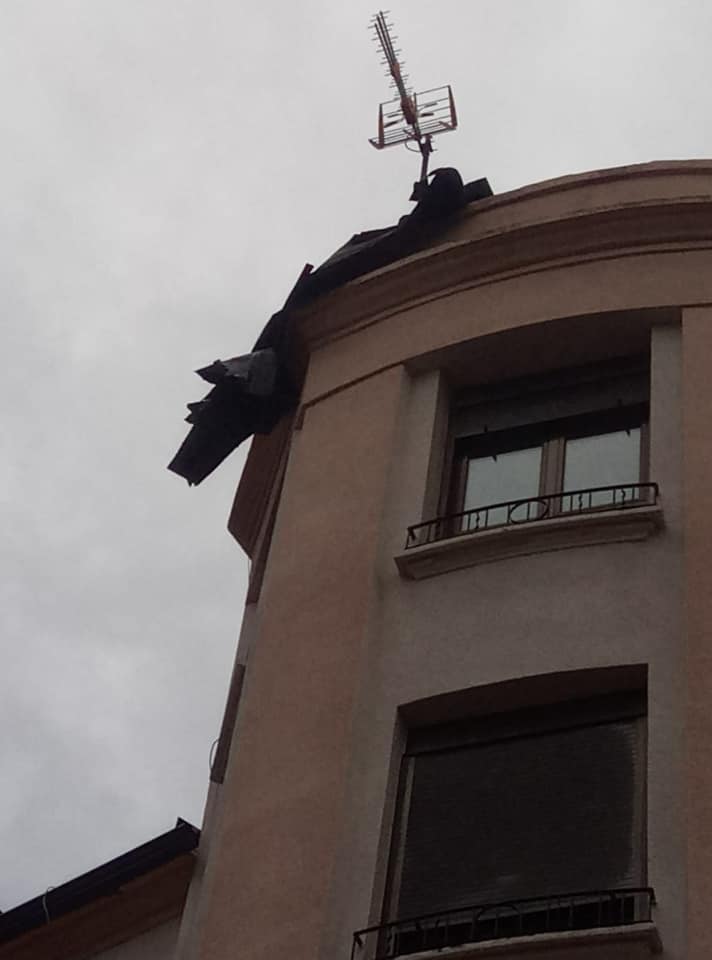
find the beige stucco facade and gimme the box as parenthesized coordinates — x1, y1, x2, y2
(178, 161, 712, 960)
(89, 920, 180, 960)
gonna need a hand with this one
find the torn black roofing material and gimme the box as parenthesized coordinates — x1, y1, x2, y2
(167, 346, 298, 486)
(286, 172, 492, 307)
(0, 818, 199, 944)
(168, 170, 493, 486)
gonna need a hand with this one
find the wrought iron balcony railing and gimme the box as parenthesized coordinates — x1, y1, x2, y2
(405, 482, 659, 550)
(352, 887, 656, 960)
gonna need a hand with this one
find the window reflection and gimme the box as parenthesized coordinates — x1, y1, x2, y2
(563, 429, 641, 508)
(464, 446, 542, 528)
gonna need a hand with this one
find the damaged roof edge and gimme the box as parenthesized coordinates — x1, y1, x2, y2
(286, 173, 492, 308)
(168, 169, 493, 486)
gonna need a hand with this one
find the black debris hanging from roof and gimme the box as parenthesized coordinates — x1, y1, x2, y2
(168, 170, 493, 486)
(166, 267, 310, 487)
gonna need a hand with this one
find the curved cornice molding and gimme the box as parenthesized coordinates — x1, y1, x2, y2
(296, 162, 712, 349)
(459, 159, 712, 213)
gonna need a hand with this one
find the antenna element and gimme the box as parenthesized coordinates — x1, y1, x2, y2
(369, 11, 457, 189)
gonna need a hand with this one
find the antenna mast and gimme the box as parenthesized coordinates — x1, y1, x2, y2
(369, 10, 457, 188)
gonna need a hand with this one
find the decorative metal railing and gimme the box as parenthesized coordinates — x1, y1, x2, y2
(352, 887, 656, 960)
(405, 482, 659, 549)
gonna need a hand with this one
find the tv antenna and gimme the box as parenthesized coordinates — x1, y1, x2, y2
(369, 10, 457, 190)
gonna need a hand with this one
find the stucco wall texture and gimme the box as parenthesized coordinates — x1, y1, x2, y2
(92, 920, 179, 960)
(178, 162, 712, 960)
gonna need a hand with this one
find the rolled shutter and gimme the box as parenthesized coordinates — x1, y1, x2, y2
(394, 714, 645, 919)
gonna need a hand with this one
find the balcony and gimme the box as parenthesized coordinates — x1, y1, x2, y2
(352, 888, 660, 960)
(395, 483, 663, 580)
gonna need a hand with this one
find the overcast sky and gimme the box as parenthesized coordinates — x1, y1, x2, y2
(2, 0, 711, 907)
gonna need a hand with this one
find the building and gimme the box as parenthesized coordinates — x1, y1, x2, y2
(0, 819, 198, 960)
(174, 160, 712, 960)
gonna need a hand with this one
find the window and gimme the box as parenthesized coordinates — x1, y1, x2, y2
(451, 406, 647, 528)
(446, 360, 650, 531)
(380, 693, 647, 956)
(399, 359, 661, 574)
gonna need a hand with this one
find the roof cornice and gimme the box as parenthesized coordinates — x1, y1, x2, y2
(296, 161, 712, 350)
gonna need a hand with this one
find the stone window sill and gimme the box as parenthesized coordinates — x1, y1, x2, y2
(390, 922, 662, 959)
(395, 505, 664, 580)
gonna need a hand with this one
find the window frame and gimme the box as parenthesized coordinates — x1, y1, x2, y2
(445, 403, 650, 521)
